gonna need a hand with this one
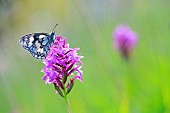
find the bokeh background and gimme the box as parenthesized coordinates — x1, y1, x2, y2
(0, 0, 170, 113)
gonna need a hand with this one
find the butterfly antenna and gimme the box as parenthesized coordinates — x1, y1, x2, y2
(52, 24, 58, 31)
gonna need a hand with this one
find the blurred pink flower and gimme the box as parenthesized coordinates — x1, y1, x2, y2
(113, 25, 138, 59)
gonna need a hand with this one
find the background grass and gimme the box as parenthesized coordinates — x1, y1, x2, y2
(0, 0, 170, 113)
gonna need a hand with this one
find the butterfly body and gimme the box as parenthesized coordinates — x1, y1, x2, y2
(19, 31, 55, 60)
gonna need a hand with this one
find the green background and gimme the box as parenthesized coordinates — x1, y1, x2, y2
(0, 0, 170, 113)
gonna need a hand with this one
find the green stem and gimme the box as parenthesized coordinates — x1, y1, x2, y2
(64, 85, 72, 113)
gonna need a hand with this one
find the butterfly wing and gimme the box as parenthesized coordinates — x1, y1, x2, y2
(19, 32, 55, 59)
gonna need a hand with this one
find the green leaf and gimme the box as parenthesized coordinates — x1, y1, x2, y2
(54, 84, 64, 97)
(66, 80, 75, 94)
(57, 79, 64, 90)
(62, 73, 67, 84)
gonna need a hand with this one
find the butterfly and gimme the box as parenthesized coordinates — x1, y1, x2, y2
(19, 24, 58, 60)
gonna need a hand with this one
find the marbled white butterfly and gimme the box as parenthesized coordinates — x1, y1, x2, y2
(19, 24, 58, 60)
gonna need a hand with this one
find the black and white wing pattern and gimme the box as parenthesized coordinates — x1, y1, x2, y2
(19, 31, 56, 60)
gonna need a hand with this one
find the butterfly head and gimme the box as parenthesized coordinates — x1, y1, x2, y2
(49, 31, 56, 41)
(49, 24, 58, 40)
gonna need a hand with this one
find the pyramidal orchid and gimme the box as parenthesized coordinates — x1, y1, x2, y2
(41, 35, 83, 113)
(113, 25, 138, 60)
